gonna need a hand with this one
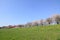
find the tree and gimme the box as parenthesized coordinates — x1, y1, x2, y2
(25, 22, 32, 27)
(46, 18, 52, 24)
(0, 27, 2, 29)
(2, 26, 8, 29)
(32, 21, 39, 26)
(52, 14, 60, 24)
(43, 19, 47, 25)
(17, 25, 24, 27)
(40, 19, 43, 25)
(8, 25, 14, 28)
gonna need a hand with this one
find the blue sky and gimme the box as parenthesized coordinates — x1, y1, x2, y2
(0, 0, 60, 26)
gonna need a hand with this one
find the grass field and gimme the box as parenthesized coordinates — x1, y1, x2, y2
(0, 25, 60, 40)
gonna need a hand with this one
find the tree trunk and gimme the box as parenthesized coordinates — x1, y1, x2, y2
(48, 22, 50, 24)
(41, 23, 43, 25)
(57, 21, 59, 24)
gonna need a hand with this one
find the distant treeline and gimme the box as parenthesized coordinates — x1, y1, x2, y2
(0, 14, 60, 29)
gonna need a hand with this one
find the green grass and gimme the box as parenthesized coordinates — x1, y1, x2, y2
(0, 24, 60, 40)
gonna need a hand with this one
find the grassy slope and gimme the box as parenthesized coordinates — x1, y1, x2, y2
(0, 25, 60, 40)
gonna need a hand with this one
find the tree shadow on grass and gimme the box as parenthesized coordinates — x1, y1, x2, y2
(57, 39, 60, 40)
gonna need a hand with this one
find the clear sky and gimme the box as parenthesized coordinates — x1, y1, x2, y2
(0, 0, 60, 26)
